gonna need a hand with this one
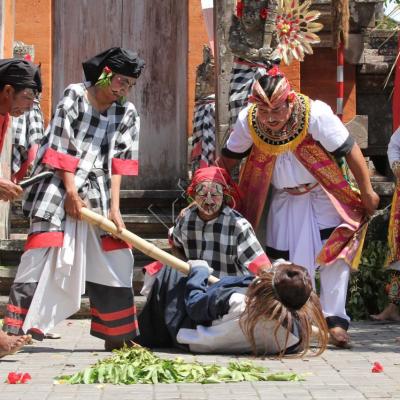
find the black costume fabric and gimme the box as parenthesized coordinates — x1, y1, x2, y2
(136, 267, 195, 349)
(0, 59, 42, 92)
(82, 47, 145, 84)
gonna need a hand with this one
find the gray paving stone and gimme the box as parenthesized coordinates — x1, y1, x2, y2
(0, 320, 399, 400)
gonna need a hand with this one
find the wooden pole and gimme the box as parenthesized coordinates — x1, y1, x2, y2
(80, 208, 219, 284)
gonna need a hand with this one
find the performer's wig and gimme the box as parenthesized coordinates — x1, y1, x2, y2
(249, 66, 295, 109)
(240, 260, 329, 358)
(187, 166, 242, 210)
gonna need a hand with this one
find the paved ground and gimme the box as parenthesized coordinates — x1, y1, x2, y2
(0, 320, 399, 400)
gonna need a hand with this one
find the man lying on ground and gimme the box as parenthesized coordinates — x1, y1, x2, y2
(136, 259, 328, 356)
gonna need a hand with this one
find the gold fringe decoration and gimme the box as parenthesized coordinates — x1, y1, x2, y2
(331, 0, 350, 49)
(387, 185, 400, 266)
(247, 95, 310, 156)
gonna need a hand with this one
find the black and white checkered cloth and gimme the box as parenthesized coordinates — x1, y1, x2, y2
(23, 83, 140, 232)
(11, 100, 44, 179)
(228, 59, 268, 128)
(191, 95, 216, 173)
(172, 205, 266, 277)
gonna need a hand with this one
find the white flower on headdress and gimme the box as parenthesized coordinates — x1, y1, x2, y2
(274, 0, 323, 65)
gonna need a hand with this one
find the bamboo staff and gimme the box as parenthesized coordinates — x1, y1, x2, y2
(80, 207, 219, 284)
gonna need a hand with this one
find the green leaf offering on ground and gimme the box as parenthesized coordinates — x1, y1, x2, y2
(55, 345, 304, 385)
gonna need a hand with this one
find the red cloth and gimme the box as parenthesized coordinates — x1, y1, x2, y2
(187, 166, 242, 210)
(42, 147, 79, 172)
(393, 31, 400, 132)
(0, 113, 9, 154)
(111, 158, 139, 175)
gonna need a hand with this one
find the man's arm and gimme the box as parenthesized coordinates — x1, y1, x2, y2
(345, 143, 379, 215)
(61, 170, 86, 220)
(109, 174, 125, 232)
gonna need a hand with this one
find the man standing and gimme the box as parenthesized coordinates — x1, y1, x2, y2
(0, 58, 41, 355)
(3, 48, 144, 351)
(217, 67, 379, 347)
(0, 59, 41, 200)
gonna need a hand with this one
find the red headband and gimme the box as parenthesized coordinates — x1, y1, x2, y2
(187, 166, 242, 210)
(249, 66, 294, 108)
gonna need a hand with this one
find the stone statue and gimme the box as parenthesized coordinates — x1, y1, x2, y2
(228, 0, 279, 63)
(195, 45, 215, 101)
(13, 41, 35, 61)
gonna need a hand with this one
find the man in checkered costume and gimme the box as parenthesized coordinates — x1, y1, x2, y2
(3, 48, 145, 351)
(171, 201, 267, 278)
(0, 58, 42, 356)
(228, 61, 268, 127)
(11, 98, 44, 182)
(142, 167, 270, 297)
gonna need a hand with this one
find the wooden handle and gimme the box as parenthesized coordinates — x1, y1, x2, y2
(80, 208, 219, 284)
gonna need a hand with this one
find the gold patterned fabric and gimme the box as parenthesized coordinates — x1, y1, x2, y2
(388, 184, 400, 266)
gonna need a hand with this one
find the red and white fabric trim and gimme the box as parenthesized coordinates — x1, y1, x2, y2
(42, 147, 80, 172)
(24, 232, 64, 250)
(111, 158, 139, 175)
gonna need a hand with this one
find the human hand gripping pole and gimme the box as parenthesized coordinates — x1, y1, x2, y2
(79, 208, 219, 285)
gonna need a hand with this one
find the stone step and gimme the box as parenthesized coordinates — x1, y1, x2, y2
(10, 213, 173, 238)
(0, 294, 148, 319)
(11, 189, 187, 215)
(372, 180, 395, 198)
(0, 238, 170, 267)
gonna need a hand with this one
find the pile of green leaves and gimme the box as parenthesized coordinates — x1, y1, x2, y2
(346, 240, 390, 320)
(56, 345, 303, 385)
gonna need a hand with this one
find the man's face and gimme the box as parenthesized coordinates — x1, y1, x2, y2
(9, 87, 36, 117)
(194, 180, 224, 217)
(108, 73, 136, 102)
(256, 101, 293, 132)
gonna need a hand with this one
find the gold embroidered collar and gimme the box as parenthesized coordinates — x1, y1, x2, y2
(247, 94, 310, 156)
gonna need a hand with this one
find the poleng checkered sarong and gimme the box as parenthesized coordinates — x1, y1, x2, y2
(228, 59, 268, 128)
(191, 95, 215, 173)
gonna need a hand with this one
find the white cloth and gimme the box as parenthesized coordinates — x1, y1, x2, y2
(388, 127, 400, 167)
(15, 217, 134, 335)
(266, 185, 342, 272)
(320, 259, 351, 322)
(177, 293, 300, 354)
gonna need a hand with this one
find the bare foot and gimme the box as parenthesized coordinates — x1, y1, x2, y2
(329, 327, 352, 348)
(0, 332, 30, 358)
(370, 303, 400, 322)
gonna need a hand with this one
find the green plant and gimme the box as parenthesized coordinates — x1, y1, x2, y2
(55, 345, 304, 385)
(346, 241, 390, 320)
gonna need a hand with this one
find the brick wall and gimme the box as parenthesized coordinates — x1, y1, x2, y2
(3, 0, 14, 57)
(301, 48, 356, 123)
(14, 0, 52, 125)
(188, 0, 210, 134)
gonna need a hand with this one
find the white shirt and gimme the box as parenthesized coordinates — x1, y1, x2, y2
(388, 127, 400, 167)
(226, 100, 350, 189)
